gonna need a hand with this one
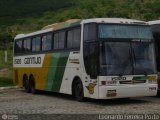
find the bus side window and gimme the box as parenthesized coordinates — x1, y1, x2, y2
(15, 40, 23, 54)
(67, 27, 81, 49)
(84, 23, 97, 41)
(54, 33, 59, 49)
(32, 36, 41, 52)
(24, 38, 31, 53)
(54, 31, 66, 50)
(59, 31, 65, 49)
(42, 34, 52, 51)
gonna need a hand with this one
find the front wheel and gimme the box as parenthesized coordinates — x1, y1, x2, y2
(74, 80, 84, 101)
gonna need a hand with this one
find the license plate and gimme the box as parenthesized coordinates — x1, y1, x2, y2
(107, 90, 117, 97)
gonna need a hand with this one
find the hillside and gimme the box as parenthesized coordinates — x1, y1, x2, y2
(0, 0, 160, 36)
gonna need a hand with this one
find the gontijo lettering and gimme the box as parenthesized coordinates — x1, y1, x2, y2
(24, 57, 41, 64)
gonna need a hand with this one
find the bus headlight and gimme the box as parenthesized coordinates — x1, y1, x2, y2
(148, 75, 157, 84)
(148, 80, 157, 84)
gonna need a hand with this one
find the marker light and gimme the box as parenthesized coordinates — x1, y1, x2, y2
(101, 81, 106, 85)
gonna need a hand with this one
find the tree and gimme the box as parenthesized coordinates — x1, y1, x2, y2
(0, 33, 13, 50)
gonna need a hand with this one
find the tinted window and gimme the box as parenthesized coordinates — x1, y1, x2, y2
(42, 34, 52, 51)
(67, 28, 81, 48)
(83, 42, 99, 77)
(24, 38, 31, 52)
(84, 24, 97, 41)
(67, 30, 73, 48)
(54, 33, 59, 49)
(15, 40, 23, 54)
(98, 24, 153, 39)
(59, 32, 65, 49)
(54, 31, 66, 49)
(32, 36, 41, 52)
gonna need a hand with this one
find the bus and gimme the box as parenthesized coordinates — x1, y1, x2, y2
(148, 20, 160, 92)
(13, 18, 157, 101)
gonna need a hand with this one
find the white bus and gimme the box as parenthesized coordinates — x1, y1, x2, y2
(148, 20, 160, 92)
(13, 18, 157, 101)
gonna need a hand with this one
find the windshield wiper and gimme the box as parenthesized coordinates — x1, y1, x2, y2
(132, 49, 136, 66)
(129, 47, 134, 74)
(143, 70, 148, 76)
(118, 48, 133, 77)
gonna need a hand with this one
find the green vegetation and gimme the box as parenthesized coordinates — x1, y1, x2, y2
(0, 0, 160, 35)
(0, 66, 13, 87)
(0, 77, 13, 87)
(0, 49, 13, 87)
(0, 50, 13, 68)
(0, 0, 160, 86)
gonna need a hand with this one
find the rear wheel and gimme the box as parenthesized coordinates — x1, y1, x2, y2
(23, 76, 31, 93)
(74, 79, 84, 101)
(30, 76, 36, 94)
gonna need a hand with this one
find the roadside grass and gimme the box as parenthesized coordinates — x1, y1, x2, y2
(0, 77, 13, 87)
(0, 50, 13, 69)
(0, 68, 13, 87)
(0, 49, 13, 87)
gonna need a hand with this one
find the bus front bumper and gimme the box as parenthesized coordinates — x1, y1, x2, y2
(98, 84, 157, 99)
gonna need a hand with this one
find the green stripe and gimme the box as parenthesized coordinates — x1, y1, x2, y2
(45, 53, 61, 91)
(52, 52, 69, 92)
(45, 52, 69, 92)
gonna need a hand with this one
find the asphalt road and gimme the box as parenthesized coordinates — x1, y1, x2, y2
(0, 88, 160, 120)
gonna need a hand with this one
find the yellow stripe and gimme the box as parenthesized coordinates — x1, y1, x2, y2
(39, 54, 52, 90)
(13, 54, 52, 90)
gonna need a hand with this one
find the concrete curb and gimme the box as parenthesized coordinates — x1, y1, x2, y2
(0, 86, 19, 90)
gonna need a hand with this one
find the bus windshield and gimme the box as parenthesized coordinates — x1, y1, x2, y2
(100, 42, 156, 76)
(99, 24, 153, 39)
(98, 24, 156, 76)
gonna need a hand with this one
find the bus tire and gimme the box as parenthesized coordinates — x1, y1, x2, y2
(74, 79, 84, 101)
(30, 76, 37, 94)
(23, 75, 31, 93)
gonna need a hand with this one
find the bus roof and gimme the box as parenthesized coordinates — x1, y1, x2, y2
(42, 19, 82, 30)
(148, 20, 160, 25)
(15, 28, 53, 40)
(82, 18, 147, 25)
(148, 20, 160, 33)
(15, 18, 147, 40)
(15, 19, 81, 40)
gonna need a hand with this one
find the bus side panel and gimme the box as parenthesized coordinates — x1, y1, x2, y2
(13, 68, 30, 88)
(59, 51, 99, 98)
(45, 52, 69, 92)
(13, 54, 50, 90)
(59, 52, 82, 94)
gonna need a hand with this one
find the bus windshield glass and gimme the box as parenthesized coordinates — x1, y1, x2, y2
(100, 42, 156, 76)
(98, 24, 156, 76)
(99, 24, 153, 39)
